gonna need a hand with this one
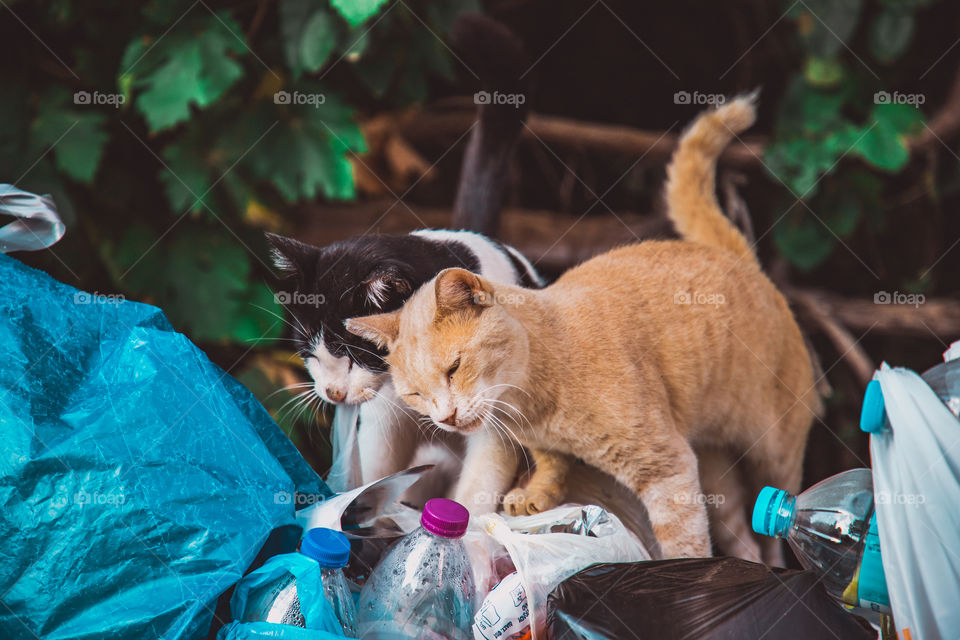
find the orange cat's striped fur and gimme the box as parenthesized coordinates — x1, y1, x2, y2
(347, 97, 819, 558)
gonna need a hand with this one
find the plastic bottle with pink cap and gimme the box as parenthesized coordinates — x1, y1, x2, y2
(357, 498, 476, 639)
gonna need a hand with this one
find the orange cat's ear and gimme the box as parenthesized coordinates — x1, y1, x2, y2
(345, 312, 400, 350)
(434, 268, 494, 320)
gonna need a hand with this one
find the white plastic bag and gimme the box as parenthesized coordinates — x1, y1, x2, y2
(478, 504, 651, 639)
(0, 185, 66, 253)
(325, 405, 362, 493)
(296, 466, 425, 534)
(872, 364, 960, 640)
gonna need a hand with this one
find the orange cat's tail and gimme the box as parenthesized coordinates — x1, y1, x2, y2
(665, 95, 758, 265)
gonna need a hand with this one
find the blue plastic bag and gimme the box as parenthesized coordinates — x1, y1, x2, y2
(0, 253, 330, 639)
(218, 622, 345, 640)
(226, 553, 346, 636)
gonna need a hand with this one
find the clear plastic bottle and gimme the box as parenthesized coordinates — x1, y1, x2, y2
(861, 340, 960, 432)
(752, 468, 891, 614)
(919, 343, 960, 417)
(240, 527, 358, 636)
(305, 528, 359, 637)
(358, 498, 476, 639)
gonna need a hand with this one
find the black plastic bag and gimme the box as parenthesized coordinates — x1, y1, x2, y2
(547, 558, 876, 639)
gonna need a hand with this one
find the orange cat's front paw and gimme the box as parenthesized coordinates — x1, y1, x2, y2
(503, 486, 563, 516)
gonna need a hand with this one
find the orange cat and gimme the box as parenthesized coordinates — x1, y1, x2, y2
(347, 97, 819, 558)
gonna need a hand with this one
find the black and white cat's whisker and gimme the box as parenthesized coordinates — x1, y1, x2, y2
(276, 388, 322, 424)
(331, 341, 386, 363)
(274, 387, 314, 417)
(249, 303, 309, 339)
(243, 336, 302, 345)
(263, 381, 315, 402)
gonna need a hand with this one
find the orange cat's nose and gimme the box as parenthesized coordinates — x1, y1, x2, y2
(439, 409, 458, 426)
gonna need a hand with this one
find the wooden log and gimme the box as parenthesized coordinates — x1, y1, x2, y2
(401, 108, 765, 168)
(295, 201, 960, 339)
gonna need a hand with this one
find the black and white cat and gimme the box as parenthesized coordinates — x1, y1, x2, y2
(268, 230, 541, 508)
(267, 14, 541, 512)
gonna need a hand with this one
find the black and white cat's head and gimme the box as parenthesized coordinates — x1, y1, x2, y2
(266, 232, 427, 405)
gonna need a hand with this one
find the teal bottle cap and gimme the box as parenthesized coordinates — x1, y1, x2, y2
(860, 379, 887, 434)
(752, 486, 791, 538)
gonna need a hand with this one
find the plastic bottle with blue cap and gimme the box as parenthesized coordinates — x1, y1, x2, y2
(752, 468, 891, 615)
(236, 527, 358, 636)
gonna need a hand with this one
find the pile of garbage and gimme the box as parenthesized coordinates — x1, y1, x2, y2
(3, 187, 959, 639)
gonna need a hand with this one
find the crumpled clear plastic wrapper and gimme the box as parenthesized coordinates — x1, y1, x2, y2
(478, 504, 651, 638)
(0, 254, 329, 639)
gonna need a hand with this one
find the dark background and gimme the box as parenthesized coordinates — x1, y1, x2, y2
(4, 0, 959, 487)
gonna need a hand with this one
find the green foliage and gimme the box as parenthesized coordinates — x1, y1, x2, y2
(330, 0, 391, 27)
(121, 13, 248, 132)
(767, 0, 932, 270)
(3, 0, 475, 345)
(31, 90, 109, 184)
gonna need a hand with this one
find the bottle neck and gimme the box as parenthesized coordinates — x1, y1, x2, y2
(772, 494, 797, 538)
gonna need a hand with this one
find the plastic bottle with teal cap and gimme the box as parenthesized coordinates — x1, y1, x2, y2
(751, 469, 890, 614)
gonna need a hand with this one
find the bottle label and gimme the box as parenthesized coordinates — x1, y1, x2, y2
(857, 514, 891, 615)
(473, 572, 529, 640)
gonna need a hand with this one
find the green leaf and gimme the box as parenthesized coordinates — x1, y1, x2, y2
(109, 225, 282, 343)
(854, 103, 923, 171)
(330, 0, 390, 27)
(280, 0, 318, 77)
(300, 11, 338, 72)
(123, 14, 247, 132)
(161, 134, 212, 213)
(30, 95, 108, 184)
(343, 28, 370, 61)
(870, 8, 914, 63)
(774, 207, 838, 271)
(244, 90, 364, 201)
(803, 56, 845, 87)
(872, 101, 924, 133)
(773, 177, 865, 270)
(354, 49, 398, 97)
(426, 0, 482, 33)
(764, 137, 841, 198)
(791, 0, 863, 58)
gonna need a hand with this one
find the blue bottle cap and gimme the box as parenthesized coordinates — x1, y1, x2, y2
(752, 486, 792, 538)
(860, 379, 887, 434)
(300, 527, 351, 568)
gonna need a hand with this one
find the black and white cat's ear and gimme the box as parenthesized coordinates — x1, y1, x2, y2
(434, 268, 495, 319)
(345, 312, 400, 350)
(361, 263, 412, 309)
(265, 232, 316, 278)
